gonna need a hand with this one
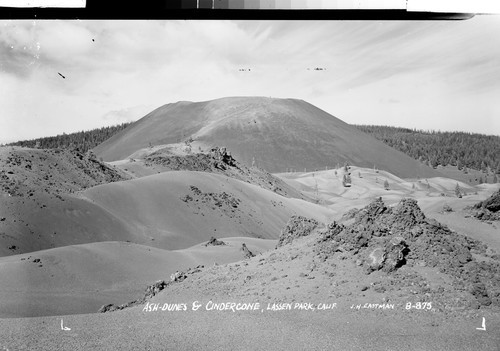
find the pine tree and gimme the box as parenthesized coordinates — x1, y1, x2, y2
(455, 183, 462, 198)
(481, 161, 487, 173)
(384, 180, 389, 190)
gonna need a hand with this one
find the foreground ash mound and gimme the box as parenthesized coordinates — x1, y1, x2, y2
(466, 188, 500, 221)
(144, 146, 307, 200)
(313, 198, 500, 307)
(127, 197, 498, 321)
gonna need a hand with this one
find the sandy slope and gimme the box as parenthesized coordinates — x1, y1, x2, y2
(0, 238, 275, 318)
(0, 146, 131, 256)
(1, 167, 331, 255)
(0, 191, 136, 256)
(82, 171, 334, 250)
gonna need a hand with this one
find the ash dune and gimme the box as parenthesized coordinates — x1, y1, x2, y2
(82, 171, 334, 250)
(0, 238, 275, 318)
(279, 165, 477, 209)
(0, 191, 134, 256)
(0, 147, 132, 256)
(31, 195, 496, 351)
(94, 97, 442, 178)
(0, 146, 330, 255)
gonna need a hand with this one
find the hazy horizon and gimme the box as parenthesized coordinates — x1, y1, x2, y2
(1, 18, 500, 143)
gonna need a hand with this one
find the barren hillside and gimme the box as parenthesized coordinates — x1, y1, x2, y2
(93, 97, 442, 179)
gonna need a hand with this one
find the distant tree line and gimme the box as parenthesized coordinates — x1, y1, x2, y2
(5, 122, 132, 153)
(355, 125, 500, 173)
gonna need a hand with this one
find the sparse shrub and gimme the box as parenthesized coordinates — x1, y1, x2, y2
(342, 173, 351, 187)
(384, 180, 390, 190)
(443, 204, 453, 212)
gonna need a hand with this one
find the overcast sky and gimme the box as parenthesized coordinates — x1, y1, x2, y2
(1, 17, 500, 143)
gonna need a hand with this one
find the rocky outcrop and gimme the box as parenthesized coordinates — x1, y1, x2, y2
(99, 266, 204, 313)
(204, 236, 226, 247)
(467, 189, 500, 221)
(364, 236, 408, 273)
(314, 197, 500, 307)
(0, 147, 130, 197)
(277, 216, 319, 248)
(241, 243, 255, 259)
(480, 189, 500, 213)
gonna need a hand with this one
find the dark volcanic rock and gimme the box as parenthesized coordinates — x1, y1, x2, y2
(468, 189, 500, 221)
(0, 148, 130, 197)
(99, 267, 203, 313)
(144, 280, 168, 299)
(277, 216, 319, 248)
(204, 236, 226, 247)
(481, 189, 500, 213)
(241, 243, 255, 259)
(313, 197, 500, 307)
(363, 236, 408, 273)
(98, 304, 119, 313)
